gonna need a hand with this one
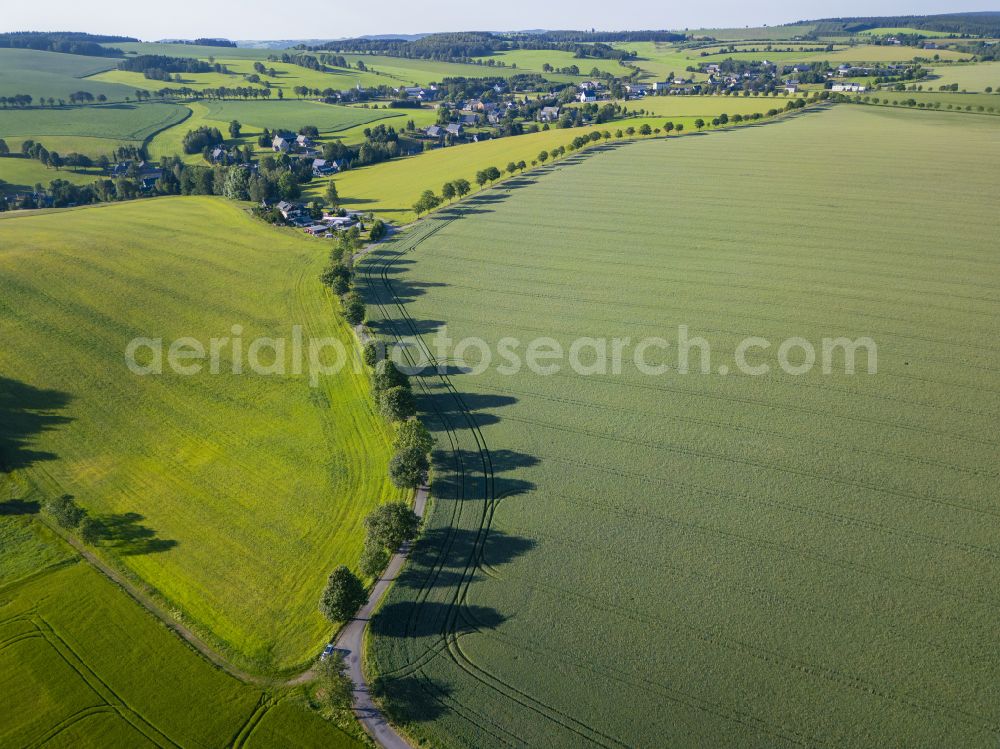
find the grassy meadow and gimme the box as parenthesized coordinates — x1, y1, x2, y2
(0, 101, 191, 157)
(0, 48, 132, 102)
(0, 197, 404, 672)
(0, 511, 362, 748)
(0, 156, 104, 192)
(362, 105, 1000, 747)
(927, 62, 1000, 91)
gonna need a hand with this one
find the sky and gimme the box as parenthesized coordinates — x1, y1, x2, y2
(2, 0, 992, 41)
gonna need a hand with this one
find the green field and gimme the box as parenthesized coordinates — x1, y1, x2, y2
(146, 99, 436, 164)
(361, 105, 1000, 747)
(0, 197, 403, 672)
(865, 91, 1000, 112)
(91, 56, 391, 95)
(0, 101, 191, 157)
(0, 511, 361, 748)
(315, 106, 808, 222)
(0, 48, 133, 102)
(859, 27, 956, 37)
(927, 62, 1000, 91)
(0, 156, 103, 192)
(200, 99, 399, 131)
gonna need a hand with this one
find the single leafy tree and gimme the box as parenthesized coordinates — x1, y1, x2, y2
(343, 292, 365, 325)
(369, 218, 387, 242)
(0, 139, 9, 156)
(359, 542, 390, 578)
(228, 119, 242, 139)
(441, 181, 456, 201)
(453, 178, 471, 198)
(319, 565, 367, 622)
(325, 179, 339, 206)
(362, 340, 385, 367)
(388, 446, 429, 489)
(78, 517, 102, 545)
(364, 501, 421, 551)
(379, 385, 416, 421)
(373, 359, 409, 392)
(43, 494, 84, 529)
(393, 418, 434, 455)
(318, 650, 354, 718)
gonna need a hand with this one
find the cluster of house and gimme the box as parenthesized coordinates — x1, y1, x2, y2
(271, 134, 339, 177)
(425, 92, 516, 141)
(109, 160, 163, 190)
(269, 199, 365, 235)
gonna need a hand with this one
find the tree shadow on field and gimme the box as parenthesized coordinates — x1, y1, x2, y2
(90, 511, 177, 555)
(370, 673, 452, 725)
(394, 525, 537, 592)
(0, 376, 73, 474)
(0, 499, 40, 515)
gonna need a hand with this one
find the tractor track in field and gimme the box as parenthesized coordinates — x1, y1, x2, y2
(356, 201, 631, 748)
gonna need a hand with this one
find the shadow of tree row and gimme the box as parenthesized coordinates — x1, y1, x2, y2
(0, 376, 73, 473)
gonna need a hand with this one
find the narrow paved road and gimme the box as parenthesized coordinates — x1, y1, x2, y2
(336, 484, 428, 749)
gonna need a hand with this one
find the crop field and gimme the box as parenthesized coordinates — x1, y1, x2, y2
(360, 105, 1000, 747)
(91, 57, 391, 95)
(310, 116, 720, 222)
(0, 513, 361, 748)
(468, 49, 626, 79)
(0, 48, 132, 102)
(581, 95, 797, 118)
(0, 101, 191, 157)
(200, 99, 399, 131)
(859, 27, 956, 36)
(610, 40, 967, 80)
(0, 197, 403, 672)
(927, 62, 1000, 91)
(867, 92, 1000, 112)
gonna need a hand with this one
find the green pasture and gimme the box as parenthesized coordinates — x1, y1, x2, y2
(0, 48, 132, 102)
(0, 515, 362, 747)
(0, 156, 103, 192)
(580, 94, 799, 118)
(0, 101, 190, 157)
(0, 196, 404, 672)
(926, 62, 1000, 91)
(468, 49, 626, 79)
(93, 56, 390, 93)
(200, 98, 398, 131)
(362, 105, 1000, 747)
(859, 27, 956, 37)
(865, 91, 1000, 112)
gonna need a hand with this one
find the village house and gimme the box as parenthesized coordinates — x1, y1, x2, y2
(272, 136, 290, 152)
(312, 158, 337, 177)
(539, 106, 560, 122)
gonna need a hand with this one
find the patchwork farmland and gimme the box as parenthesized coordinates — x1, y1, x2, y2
(3, 13, 1000, 749)
(0, 508, 363, 748)
(361, 105, 1000, 747)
